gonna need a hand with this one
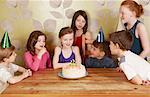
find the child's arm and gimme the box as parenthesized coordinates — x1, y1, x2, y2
(46, 52, 52, 68)
(17, 66, 32, 76)
(24, 52, 41, 71)
(130, 75, 142, 85)
(137, 23, 150, 58)
(85, 57, 93, 68)
(73, 46, 81, 64)
(85, 31, 93, 50)
(7, 70, 31, 84)
(85, 31, 93, 44)
(115, 67, 122, 72)
(82, 34, 86, 56)
(53, 46, 70, 69)
(119, 62, 142, 85)
(37, 47, 47, 59)
(17, 66, 27, 73)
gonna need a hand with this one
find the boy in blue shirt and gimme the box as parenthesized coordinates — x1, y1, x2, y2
(85, 40, 117, 68)
(85, 27, 117, 68)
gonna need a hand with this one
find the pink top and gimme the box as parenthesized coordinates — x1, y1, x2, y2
(24, 51, 52, 71)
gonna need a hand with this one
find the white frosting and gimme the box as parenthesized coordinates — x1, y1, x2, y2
(62, 64, 86, 78)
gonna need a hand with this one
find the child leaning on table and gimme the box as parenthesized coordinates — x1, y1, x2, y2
(0, 32, 32, 84)
(85, 28, 117, 68)
(109, 30, 150, 85)
(53, 27, 81, 69)
(85, 40, 117, 68)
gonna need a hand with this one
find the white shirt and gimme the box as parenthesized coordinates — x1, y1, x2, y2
(0, 63, 19, 83)
(119, 51, 150, 80)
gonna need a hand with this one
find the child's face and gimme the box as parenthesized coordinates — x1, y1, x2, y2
(75, 15, 86, 30)
(61, 33, 74, 48)
(7, 51, 17, 63)
(119, 5, 134, 23)
(90, 45, 103, 58)
(109, 41, 119, 55)
(34, 35, 46, 50)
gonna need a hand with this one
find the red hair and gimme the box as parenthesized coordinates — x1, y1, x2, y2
(121, 0, 144, 17)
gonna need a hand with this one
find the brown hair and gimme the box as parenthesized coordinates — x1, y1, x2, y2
(93, 40, 111, 57)
(26, 31, 47, 55)
(71, 10, 88, 35)
(121, 0, 144, 17)
(59, 27, 74, 38)
(0, 45, 15, 62)
(109, 30, 133, 50)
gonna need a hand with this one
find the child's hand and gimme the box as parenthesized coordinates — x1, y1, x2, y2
(142, 80, 150, 85)
(26, 69, 32, 76)
(39, 47, 47, 55)
(23, 69, 32, 78)
(38, 47, 47, 59)
(115, 67, 122, 72)
(23, 70, 30, 78)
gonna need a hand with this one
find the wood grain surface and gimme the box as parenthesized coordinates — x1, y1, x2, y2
(1, 68, 150, 97)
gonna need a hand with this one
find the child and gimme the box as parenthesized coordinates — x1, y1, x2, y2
(71, 10, 92, 62)
(85, 40, 117, 68)
(109, 30, 150, 85)
(53, 27, 81, 69)
(0, 32, 32, 84)
(119, 0, 150, 58)
(85, 28, 117, 68)
(24, 31, 52, 71)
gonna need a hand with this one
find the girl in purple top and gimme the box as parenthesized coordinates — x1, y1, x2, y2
(53, 27, 81, 69)
(59, 49, 75, 63)
(24, 31, 52, 71)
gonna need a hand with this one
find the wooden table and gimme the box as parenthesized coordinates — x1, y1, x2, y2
(1, 68, 150, 97)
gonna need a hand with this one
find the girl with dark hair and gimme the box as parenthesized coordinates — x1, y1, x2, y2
(71, 10, 92, 63)
(24, 31, 52, 71)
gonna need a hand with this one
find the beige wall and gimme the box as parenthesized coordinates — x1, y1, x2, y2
(0, 0, 150, 65)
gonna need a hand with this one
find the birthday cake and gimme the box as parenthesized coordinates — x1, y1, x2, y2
(62, 62, 86, 79)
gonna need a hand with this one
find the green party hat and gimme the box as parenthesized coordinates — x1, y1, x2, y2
(1, 32, 11, 48)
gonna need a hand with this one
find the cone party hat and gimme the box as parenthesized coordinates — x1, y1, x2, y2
(96, 26, 105, 43)
(1, 32, 11, 48)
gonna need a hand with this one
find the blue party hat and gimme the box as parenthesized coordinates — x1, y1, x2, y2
(1, 32, 11, 48)
(96, 27, 105, 43)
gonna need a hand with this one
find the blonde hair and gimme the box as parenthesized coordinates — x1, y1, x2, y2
(0, 45, 15, 62)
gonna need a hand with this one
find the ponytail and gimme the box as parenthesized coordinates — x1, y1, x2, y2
(137, 4, 144, 17)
